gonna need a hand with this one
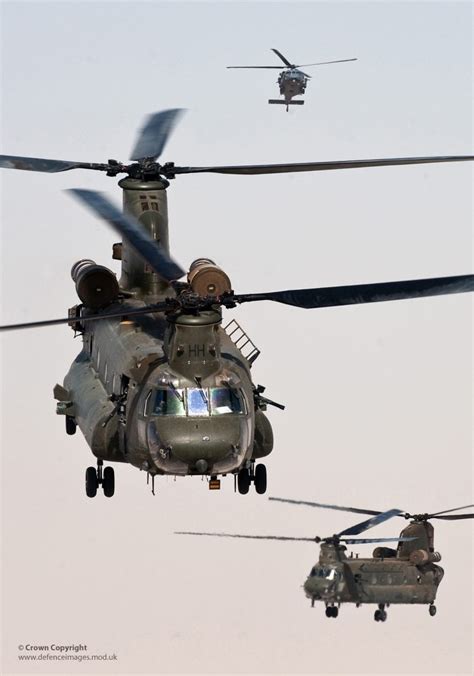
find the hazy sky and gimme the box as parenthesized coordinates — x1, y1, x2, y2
(1, 1, 472, 675)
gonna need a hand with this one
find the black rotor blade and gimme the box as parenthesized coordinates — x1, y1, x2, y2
(227, 65, 283, 69)
(233, 275, 474, 310)
(271, 48, 293, 67)
(429, 504, 474, 516)
(0, 155, 110, 174)
(129, 109, 184, 162)
(339, 509, 404, 537)
(175, 531, 315, 542)
(341, 536, 417, 545)
(430, 514, 474, 521)
(0, 302, 171, 332)
(297, 58, 358, 67)
(68, 189, 184, 282)
(299, 72, 312, 79)
(269, 497, 382, 517)
(171, 154, 474, 177)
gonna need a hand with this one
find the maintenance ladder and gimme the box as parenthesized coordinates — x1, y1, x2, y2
(224, 319, 261, 365)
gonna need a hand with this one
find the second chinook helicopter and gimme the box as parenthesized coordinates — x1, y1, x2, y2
(177, 497, 474, 621)
(1, 109, 473, 497)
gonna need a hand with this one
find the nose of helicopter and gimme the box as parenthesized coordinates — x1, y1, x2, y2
(148, 415, 245, 472)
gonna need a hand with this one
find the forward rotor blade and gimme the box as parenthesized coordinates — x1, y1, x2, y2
(129, 109, 184, 162)
(269, 497, 382, 517)
(271, 48, 293, 67)
(68, 189, 184, 282)
(430, 514, 474, 521)
(227, 66, 283, 69)
(175, 531, 315, 542)
(171, 154, 474, 177)
(341, 536, 417, 545)
(339, 509, 404, 537)
(429, 504, 474, 516)
(0, 155, 109, 174)
(233, 275, 474, 310)
(297, 58, 358, 67)
(0, 302, 171, 332)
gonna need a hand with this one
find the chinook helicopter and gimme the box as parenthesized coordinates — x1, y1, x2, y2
(177, 497, 474, 621)
(1, 109, 473, 497)
(227, 48, 357, 110)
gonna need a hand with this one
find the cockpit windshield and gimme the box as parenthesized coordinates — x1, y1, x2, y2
(151, 387, 244, 417)
(310, 566, 338, 580)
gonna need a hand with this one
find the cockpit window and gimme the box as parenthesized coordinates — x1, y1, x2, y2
(210, 387, 244, 415)
(310, 566, 339, 579)
(152, 389, 186, 416)
(151, 386, 245, 417)
(187, 388, 210, 416)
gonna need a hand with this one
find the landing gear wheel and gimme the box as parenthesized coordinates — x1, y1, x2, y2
(332, 607, 339, 618)
(325, 607, 332, 618)
(429, 604, 437, 617)
(85, 467, 98, 498)
(102, 466, 115, 498)
(254, 464, 267, 494)
(374, 607, 387, 622)
(237, 468, 251, 495)
(325, 606, 338, 618)
(65, 415, 77, 435)
(374, 610, 381, 622)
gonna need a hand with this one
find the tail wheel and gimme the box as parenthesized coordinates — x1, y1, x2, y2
(254, 464, 267, 494)
(102, 466, 115, 498)
(237, 468, 250, 495)
(85, 467, 98, 498)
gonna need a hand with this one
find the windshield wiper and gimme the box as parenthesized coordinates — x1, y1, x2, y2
(194, 377, 208, 405)
(168, 381, 184, 403)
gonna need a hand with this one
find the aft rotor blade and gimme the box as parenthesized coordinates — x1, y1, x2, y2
(129, 108, 184, 162)
(341, 536, 417, 545)
(0, 302, 171, 332)
(227, 66, 283, 69)
(297, 58, 358, 67)
(69, 189, 184, 282)
(233, 275, 474, 310)
(269, 497, 382, 517)
(430, 514, 474, 521)
(171, 154, 474, 177)
(0, 155, 109, 174)
(175, 531, 315, 542)
(429, 504, 474, 517)
(339, 509, 404, 537)
(271, 48, 293, 67)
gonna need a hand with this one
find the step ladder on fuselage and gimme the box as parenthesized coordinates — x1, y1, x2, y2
(224, 319, 261, 365)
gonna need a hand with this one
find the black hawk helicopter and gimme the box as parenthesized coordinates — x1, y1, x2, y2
(0, 109, 473, 497)
(227, 48, 357, 110)
(177, 497, 474, 621)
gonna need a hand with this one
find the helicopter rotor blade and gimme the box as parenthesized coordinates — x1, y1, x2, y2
(175, 531, 316, 542)
(68, 189, 185, 282)
(271, 48, 294, 67)
(341, 536, 417, 545)
(129, 108, 184, 162)
(269, 497, 382, 516)
(227, 66, 283, 69)
(296, 58, 358, 67)
(0, 155, 110, 174)
(429, 514, 474, 521)
(428, 504, 474, 517)
(338, 509, 404, 537)
(0, 302, 172, 332)
(170, 154, 474, 177)
(232, 275, 474, 310)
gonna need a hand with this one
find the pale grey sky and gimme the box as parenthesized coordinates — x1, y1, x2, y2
(1, 1, 472, 674)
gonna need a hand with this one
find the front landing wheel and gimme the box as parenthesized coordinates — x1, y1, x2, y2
(102, 466, 115, 498)
(237, 468, 251, 495)
(254, 464, 267, 494)
(429, 604, 437, 617)
(85, 467, 98, 498)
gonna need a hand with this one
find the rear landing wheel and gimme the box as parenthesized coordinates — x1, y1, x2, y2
(237, 468, 250, 495)
(429, 604, 437, 617)
(374, 609, 387, 622)
(102, 466, 115, 498)
(254, 464, 267, 494)
(85, 467, 98, 498)
(65, 415, 77, 435)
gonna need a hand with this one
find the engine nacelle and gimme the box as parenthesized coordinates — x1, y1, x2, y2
(71, 259, 120, 309)
(188, 258, 231, 297)
(409, 549, 442, 565)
